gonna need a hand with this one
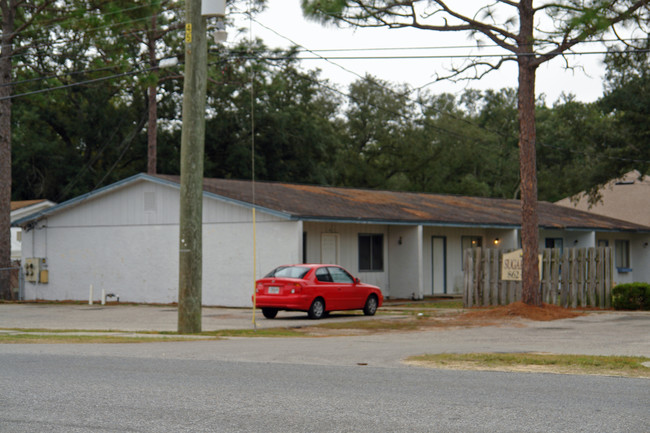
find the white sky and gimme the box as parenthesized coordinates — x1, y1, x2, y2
(228, 0, 613, 104)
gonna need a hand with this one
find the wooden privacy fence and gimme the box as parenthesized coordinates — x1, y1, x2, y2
(463, 247, 614, 308)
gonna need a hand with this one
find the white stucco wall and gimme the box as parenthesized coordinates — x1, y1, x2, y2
(20, 179, 300, 307)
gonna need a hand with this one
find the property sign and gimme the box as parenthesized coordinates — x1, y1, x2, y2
(501, 249, 542, 281)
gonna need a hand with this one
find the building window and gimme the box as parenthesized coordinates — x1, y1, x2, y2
(359, 234, 383, 271)
(615, 240, 630, 271)
(597, 239, 609, 247)
(545, 238, 564, 252)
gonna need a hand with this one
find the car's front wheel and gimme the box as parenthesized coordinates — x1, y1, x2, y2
(308, 298, 326, 319)
(363, 295, 378, 316)
(262, 308, 278, 319)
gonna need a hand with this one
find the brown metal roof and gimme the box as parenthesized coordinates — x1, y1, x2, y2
(154, 174, 650, 232)
(11, 200, 49, 212)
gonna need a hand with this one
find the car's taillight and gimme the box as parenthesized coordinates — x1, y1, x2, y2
(255, 283, 263, 293)
(290, 282, 302, 294)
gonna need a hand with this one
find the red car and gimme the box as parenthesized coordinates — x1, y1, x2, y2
(254, 264, 383, 319)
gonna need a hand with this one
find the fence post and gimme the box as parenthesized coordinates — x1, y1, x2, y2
(464, 249, 473, 308)
(559, 248, 570, 308)
(498, 250, 506, 306)
(473, 247, 482, 307)
(549, 248, 558, 305)
(482, 249, 491, 306)
(489, 249, 499, 306)
(541, 249, 550, 304)
(586, 248, 595, 308)
(604, 247, 613, 308)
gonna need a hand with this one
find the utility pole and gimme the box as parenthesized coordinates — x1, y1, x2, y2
(178, 0, 208, 334)
(177, 0, 226, 334)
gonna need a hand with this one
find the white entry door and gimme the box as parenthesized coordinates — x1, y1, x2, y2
(321, 233, 339, 264)
(431, 236, 447, 294)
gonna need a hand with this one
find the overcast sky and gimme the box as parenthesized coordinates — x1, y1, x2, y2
(227, 0, 615, 104)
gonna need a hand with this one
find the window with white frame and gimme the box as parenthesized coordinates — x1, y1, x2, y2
(615, 239, 630, 270)
(359, 234, 383, 271)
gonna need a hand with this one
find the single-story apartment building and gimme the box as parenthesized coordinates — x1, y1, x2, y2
(10, 199, 56, 261)
(13, 173, 650, 306)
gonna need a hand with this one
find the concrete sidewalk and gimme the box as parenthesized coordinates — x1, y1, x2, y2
(0, 303, 380, 332)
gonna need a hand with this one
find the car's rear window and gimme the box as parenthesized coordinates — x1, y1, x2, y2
(265, 266, 310, 279)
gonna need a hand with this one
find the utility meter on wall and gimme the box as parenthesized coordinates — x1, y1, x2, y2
(24, 258, 47, 283)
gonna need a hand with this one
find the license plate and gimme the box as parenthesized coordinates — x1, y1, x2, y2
(268, 286, 280, 294)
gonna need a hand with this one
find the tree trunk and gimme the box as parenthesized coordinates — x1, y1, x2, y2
(0, 0, 15, 299)
(517, 0, 541, 306)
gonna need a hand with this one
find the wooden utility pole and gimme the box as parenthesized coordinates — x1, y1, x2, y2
(178, 0, 208, 334)
(0, 0, 15, 299)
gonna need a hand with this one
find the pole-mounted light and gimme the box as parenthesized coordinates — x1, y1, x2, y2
(202, 0, 227, 42)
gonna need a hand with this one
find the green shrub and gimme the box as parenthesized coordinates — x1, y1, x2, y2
(611, 283, 650, 310)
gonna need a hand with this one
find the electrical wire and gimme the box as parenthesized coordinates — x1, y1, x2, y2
(0, 64, 174, 101)
(4, 3, 183, 65)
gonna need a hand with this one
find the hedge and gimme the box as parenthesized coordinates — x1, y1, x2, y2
(611, 283, 650, 310)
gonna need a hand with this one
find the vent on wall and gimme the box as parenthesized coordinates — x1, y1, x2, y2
(144, 191, 157, 212)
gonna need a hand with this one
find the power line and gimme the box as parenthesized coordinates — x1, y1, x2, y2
(224, 48, 650, 61)
(0, 62, 182, 101)
(5, 4, 183, 64)
(246, 17, 508, 139)
(288, 37, 650, 53)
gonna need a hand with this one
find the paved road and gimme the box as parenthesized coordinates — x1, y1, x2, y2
(1, 304, 649, 432)
(1, 352, 648, 433)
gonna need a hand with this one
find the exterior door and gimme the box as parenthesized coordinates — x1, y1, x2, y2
(321, 233, 339, 264)
(431, 236, 447, 295)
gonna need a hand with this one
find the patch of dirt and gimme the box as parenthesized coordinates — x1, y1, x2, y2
(294, 302, 585, 336)
(462, 301, 584, 321)
(403, 359, 650, 378)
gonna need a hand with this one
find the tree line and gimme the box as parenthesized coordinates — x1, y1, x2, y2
(10, 37, 649, 204)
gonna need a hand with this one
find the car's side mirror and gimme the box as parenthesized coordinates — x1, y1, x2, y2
(354, 277, 360, 284)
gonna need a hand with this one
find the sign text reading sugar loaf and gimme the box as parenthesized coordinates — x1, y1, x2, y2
(501, 249, 542, 281)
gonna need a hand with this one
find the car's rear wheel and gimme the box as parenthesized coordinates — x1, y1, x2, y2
(363, 295, 378, 316)
(262, 308, 278, 319)
(308, 298, 326, 319)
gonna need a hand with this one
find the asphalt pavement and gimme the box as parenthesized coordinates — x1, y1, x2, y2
(1, 303, 649, 368)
